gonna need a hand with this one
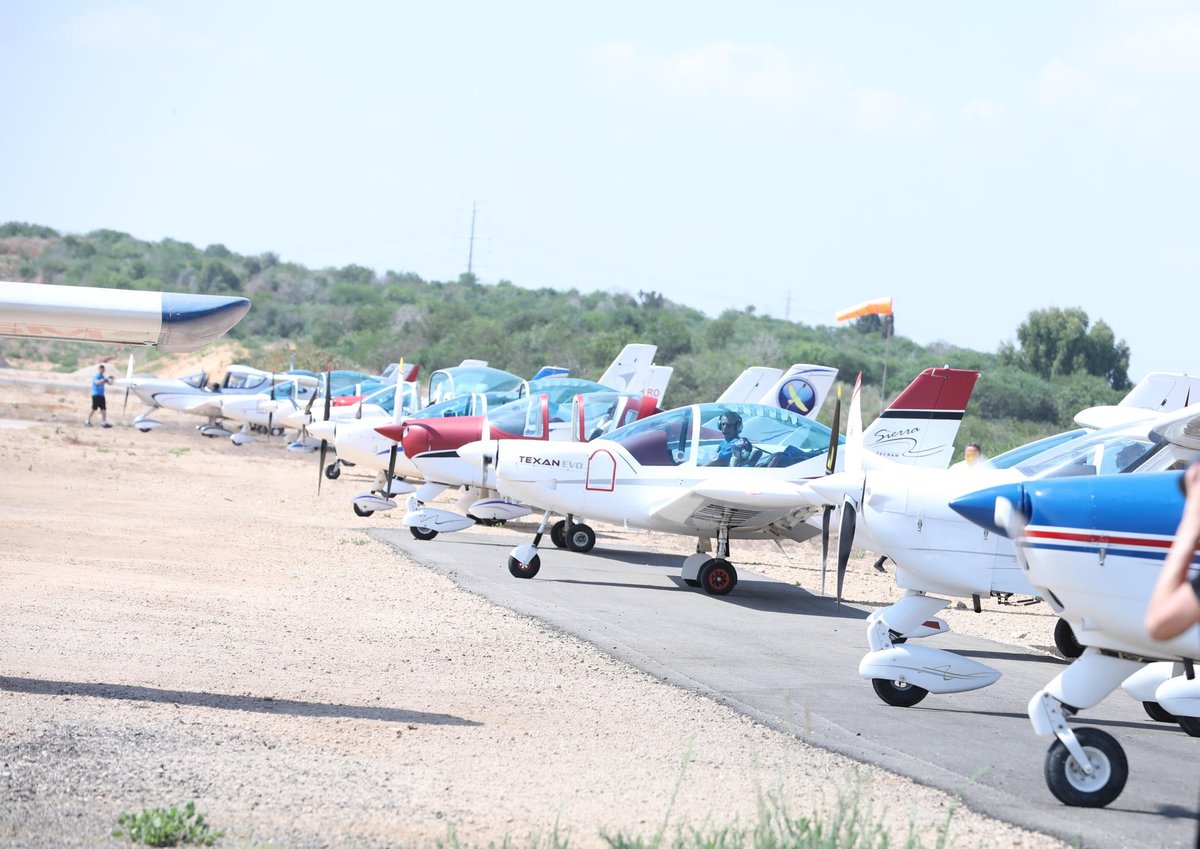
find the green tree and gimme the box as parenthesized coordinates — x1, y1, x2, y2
(1003, 307, 1131, 390)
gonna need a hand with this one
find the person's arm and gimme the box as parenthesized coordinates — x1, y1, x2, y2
(1146, 462, 1200, 641)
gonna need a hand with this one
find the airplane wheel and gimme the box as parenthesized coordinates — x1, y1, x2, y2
(698, 558, 737, 596)
(410, 526, 438, 541)
(353, 503, 374, 518)
(271, 427, 285, 436)
(1177, 716, 1200, 737)
(137, 426, 152, 434)
(325, 462, 341, 480)
(1044, 727, 1127, 807)
(567, 524, 596, 553)
(871, 678, 929, 707)
(1143, 701, 1178, 723)
(508, 553, 541, 579)
(1054, 618, 1083, 659)
(550, 520, 568, 549)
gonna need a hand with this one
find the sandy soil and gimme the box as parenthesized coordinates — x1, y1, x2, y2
(0, 357, 1070, 849)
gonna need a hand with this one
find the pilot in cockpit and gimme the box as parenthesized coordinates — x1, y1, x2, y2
(708, 411, 755, 467)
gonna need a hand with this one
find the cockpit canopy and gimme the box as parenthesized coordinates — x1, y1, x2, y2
(597, 402, 838, 468)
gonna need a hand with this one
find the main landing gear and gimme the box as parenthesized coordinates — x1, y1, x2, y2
(549, 517, 596, 553)
(680, 529, 738, 596)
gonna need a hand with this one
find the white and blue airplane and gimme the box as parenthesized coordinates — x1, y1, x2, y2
(950, 441, 1200, 808)
(800, 373, 1200, 709)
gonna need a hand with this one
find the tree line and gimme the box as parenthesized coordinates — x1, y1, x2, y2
(0, 222, 1132, 456)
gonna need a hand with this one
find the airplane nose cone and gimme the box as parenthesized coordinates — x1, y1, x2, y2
(949, 482, 1029, 538)
(307, 420, 337, 441)
(804, 471, 864, 505)
(375, 422, 404, 442)
(459, 439, 499, 466)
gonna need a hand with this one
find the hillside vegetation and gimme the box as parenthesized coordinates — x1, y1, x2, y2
(0, 222, 1133, 458)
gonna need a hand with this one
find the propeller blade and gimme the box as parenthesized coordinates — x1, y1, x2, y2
(317, 366, 333, 495)
(386, 443, 398, 495)
(819, 504, 832, 596)
(836, 499, 857, 611)
(824, 386, 842, 476)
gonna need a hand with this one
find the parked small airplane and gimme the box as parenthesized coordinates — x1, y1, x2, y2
(950, 455, 1200, 808)
(800, 373, 1200, 709)
(0, 281, 249, 352)
(394, 363, 835, 541)
(460, 367, 978, 596)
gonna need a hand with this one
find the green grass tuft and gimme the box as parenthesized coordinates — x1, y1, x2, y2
(113, 801, 223, 847)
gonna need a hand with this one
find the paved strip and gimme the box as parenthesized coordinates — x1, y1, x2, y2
(372, 528, 1200, 849)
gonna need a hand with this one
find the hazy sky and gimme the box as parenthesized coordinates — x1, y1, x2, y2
(2, 2, 1196, 380)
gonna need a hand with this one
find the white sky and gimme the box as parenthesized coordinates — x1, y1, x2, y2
(2, 1, 1196, 380)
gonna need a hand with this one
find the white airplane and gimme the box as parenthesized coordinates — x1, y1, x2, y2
(950, 443, 1200, 808)
(311, 344, 670, 515)
(800, 373, 1200, 709)
(117, 365, 311, 433)
(460, 367, 979, 596)
(0, 281, 249, 352)
(395, 363, 836, 542)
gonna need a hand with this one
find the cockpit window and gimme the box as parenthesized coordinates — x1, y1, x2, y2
(428, 367, 524, 406)
(599, 402, 837, 468)
(598, 407, 694, 466)
(1019, 431, 1156, 479)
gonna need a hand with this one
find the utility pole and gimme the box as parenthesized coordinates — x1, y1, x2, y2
(467, 201, 476, 276)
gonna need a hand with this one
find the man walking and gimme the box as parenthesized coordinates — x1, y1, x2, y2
(86, 363, 114, 428)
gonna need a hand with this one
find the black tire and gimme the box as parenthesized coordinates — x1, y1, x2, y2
(410, 526, 438, 541)
(698, 558, 737, 596)
(566, 523, 596, 554)
(550, 520, 568, 549)
(352, 503, 374, 518)
(1143, 701, 1178, 723)
(1054, 618, 1084, 659)
(1177, 715, 1200, 737)
(325, 462, 341, 480)
(1044, 727, 1128, 807)
(872, 678, 929, 708)
(507, 553, 541, 579)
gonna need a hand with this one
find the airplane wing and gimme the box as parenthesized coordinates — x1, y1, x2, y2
(0, 282, 250, 352)
(183, 397, 225, 418)
(1151, 408, 1200, 451)
(647, 472, 814, 532)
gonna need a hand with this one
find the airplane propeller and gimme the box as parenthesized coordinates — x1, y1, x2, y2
(317, 366, 333, 494)
(819, 385, 843, 597)
(835, 495, 857, 611)
(122, 353, 134, 412)
(267, 372, 276, 436)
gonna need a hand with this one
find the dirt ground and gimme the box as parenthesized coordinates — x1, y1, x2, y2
(0, 356, 1071, 849)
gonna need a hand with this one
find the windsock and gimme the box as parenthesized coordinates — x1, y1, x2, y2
(834, 296, 893, 322)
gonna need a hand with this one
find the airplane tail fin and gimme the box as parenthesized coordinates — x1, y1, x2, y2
(716, 367, 784, 404)
(860, 367, 979, 469)
(643, 364, 672, 404)
(757, 364, 838, 419)
(598, 343, 658, 394)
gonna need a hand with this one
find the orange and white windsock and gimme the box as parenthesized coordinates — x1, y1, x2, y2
(834, 296, 893, 322)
